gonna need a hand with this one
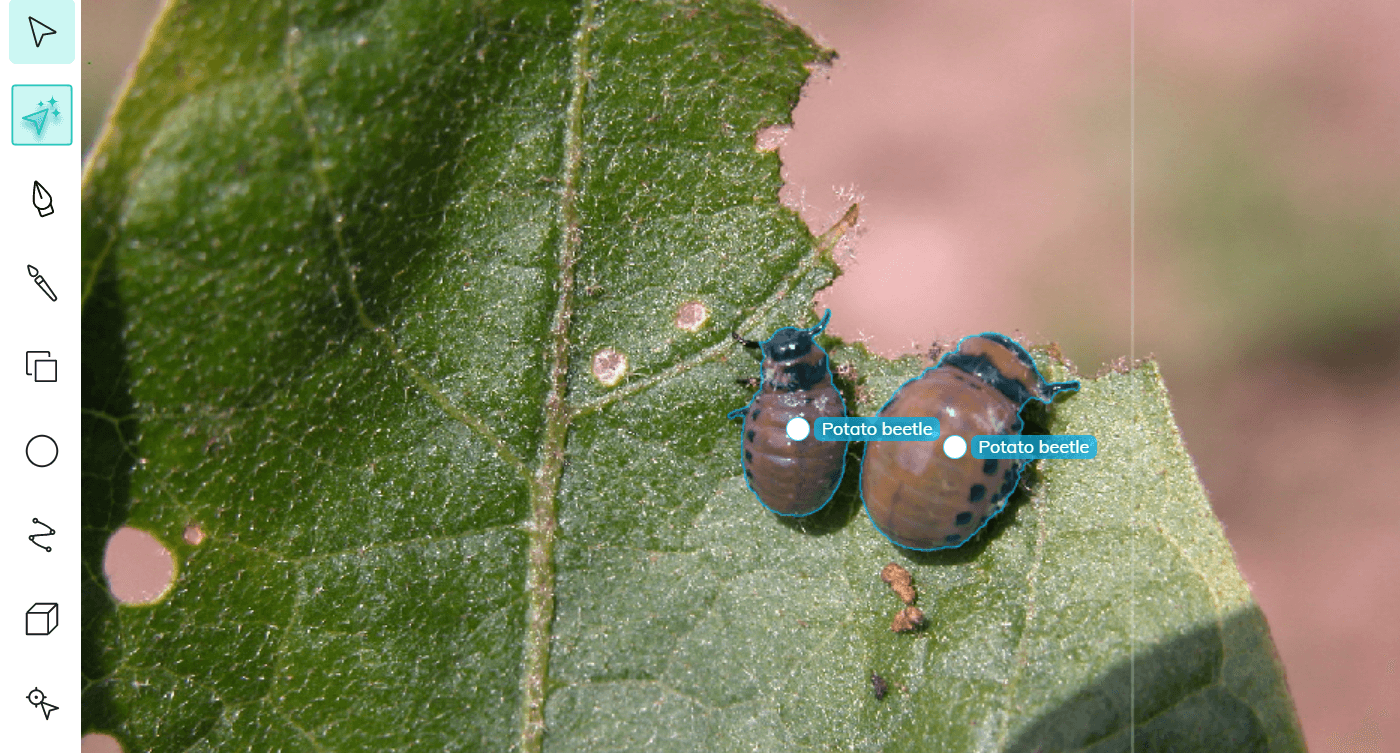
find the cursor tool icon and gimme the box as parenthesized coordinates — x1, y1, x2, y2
(29, 17, 57, 47)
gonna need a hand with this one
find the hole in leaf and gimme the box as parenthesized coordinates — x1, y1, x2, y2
(104, 527, 176, 605)
(82, 733, 123, 753)
(754, 124, 789, 153)
(183, 524, 205, 546)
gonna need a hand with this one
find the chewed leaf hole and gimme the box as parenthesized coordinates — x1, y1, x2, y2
(104, 526, 176, 605)
(674, 300, 709, 332)
(183, 524, 205, 545)
(82, 733, 123, 753)
(592, 348, 628, 386)
(754, 124, 790, 152)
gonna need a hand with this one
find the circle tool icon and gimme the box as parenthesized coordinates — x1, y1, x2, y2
(25, 435, 58, 467)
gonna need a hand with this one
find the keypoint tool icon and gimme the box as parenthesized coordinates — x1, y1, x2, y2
(26, 688, 58, 720)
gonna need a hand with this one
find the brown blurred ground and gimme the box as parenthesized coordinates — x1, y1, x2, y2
(83, 0, 1400, 750)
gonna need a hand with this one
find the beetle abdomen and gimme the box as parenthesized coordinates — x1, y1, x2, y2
(860, 334, 1077, 550)
(743, 385, 847, 515)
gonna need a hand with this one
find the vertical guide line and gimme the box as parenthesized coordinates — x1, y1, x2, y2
(1128, 0, 1138, 750)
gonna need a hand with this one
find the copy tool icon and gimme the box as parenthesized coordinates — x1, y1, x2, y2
(26, 351, 57, 381)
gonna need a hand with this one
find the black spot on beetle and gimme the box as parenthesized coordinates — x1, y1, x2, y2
(983, 459, 998, 475)
(751, 408, 760, 420)
(956, 511, 973, 526)
(746, 430, 755, 443)
(945, 534, 962, 543)
(969, 484, 986, 502)
(745, 450, 753, 462)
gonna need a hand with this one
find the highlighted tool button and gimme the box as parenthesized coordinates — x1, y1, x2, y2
(11, 84, 73, 145)
(8, 0, 74, 64)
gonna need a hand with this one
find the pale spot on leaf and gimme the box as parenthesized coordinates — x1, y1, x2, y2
(674, 300, 709, 332)
(592, 348, 628, 387)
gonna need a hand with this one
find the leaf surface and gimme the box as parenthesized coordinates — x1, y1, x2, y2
(81, 1, 1303, 751)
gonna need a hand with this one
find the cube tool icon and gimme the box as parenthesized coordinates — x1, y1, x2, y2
(26, 602, 58, 635)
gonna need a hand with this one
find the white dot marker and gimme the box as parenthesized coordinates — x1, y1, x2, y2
(942, 435, 967, 459)
(785, 416, 811, 442)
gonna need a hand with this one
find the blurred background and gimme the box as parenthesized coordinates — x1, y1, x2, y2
(84, 0, 1398, 750)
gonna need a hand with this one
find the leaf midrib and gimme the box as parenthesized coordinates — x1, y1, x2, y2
(518, 2, 598, 751)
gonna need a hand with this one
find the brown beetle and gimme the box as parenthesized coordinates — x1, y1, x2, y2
(860, 333, 1077, 550)
(729, 310, 847, 516)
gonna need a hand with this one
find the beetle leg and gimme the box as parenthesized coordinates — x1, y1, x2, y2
(732, 330, 762, 349)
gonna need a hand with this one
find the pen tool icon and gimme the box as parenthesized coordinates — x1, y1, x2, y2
(27, 265, 57, 301)
(33, 181, 54, 217)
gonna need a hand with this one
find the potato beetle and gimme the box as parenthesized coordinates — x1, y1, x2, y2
(729, 310, 848, 516)
(860, 333, 1078, 550)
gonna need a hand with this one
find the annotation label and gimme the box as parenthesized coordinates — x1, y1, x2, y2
(971, 435, 1098, 459)
(814, 417, 940, 441)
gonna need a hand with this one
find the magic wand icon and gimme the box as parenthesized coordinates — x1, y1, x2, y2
(27, 265, 57, 301)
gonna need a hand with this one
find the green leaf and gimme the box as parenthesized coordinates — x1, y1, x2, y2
(81, 1, 1303, 751)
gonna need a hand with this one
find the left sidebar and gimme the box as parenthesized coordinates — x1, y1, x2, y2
(3, 0, 81, 750)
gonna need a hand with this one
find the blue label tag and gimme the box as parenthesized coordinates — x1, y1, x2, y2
(971, 435, 1097, 459)
(813, 417, 940, 441)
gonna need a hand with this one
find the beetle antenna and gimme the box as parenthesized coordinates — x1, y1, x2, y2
(808, 309, 833, 336)
(731, 330, 762, 349)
